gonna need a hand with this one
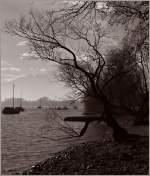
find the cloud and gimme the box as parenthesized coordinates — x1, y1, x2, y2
(63, 1, 83, 6)
(29, 67, 39, 76)
(2, 67, 20, 72)
(17, 41, 28, 46)
(28, 67, 47, 76)
(1, 60, 13, 67)
(96, 2, 106, 9)
(2, 74, 26, 82)
(20, 51, 39, 60)
(22, 52, 37, 57)
(40, 68, 47, 72)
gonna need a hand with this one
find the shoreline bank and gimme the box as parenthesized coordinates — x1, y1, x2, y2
(10, 136, 148, 175)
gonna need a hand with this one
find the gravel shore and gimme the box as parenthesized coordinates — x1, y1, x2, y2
(14, 135, 149, 175)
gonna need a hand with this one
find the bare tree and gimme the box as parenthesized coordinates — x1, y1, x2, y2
(4, 1, 148, 141)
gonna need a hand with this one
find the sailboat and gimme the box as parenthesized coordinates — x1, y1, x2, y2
(2, 82, 20, 114)
(37, 98, 42, 108)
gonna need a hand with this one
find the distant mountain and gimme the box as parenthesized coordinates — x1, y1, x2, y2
(1, 97, 84, 109)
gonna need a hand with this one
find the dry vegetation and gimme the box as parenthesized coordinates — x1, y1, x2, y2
(18, 136, 148, 175)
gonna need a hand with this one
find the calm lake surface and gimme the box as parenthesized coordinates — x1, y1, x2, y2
(2, 107, 148, 174)
(1, 108, 89, 174)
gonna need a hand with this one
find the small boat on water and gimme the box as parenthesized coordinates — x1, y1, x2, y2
(2, 83, 25, 114)
(37, 98, 42, 109)
(2, 107, 20, 114)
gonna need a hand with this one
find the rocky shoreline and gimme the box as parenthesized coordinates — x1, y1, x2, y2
(12, 136, 149, 175)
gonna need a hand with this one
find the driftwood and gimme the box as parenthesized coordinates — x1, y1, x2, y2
(64, 113, 104, 137)
(64, 114, 102, 122)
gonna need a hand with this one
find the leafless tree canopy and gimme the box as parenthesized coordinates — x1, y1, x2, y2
(4, 1, 149, 141)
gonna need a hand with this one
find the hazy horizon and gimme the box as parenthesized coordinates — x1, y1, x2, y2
(1, 95, 73, 102)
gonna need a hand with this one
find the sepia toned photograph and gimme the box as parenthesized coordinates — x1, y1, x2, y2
(1, 0, 149, 175)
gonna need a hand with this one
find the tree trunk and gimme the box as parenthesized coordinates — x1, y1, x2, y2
(88, 79, 129, 142)
(104, 107, 129, 142)
(100, 94, 129, 142)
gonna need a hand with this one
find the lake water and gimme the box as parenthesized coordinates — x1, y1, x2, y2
(2, 107, 147, 174)
(1, 108, 94, 174)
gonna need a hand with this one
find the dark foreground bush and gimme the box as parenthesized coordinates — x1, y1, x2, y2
(17, 136, 149, 175)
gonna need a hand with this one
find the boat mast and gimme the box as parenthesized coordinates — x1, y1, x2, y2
(13, 82, 15, 108)
(40, 98, 41, 107)
(20, 92, 22, 107)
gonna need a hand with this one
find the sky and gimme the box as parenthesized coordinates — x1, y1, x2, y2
(0, 0, 73, 101)
(0, 0, 124, 101)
